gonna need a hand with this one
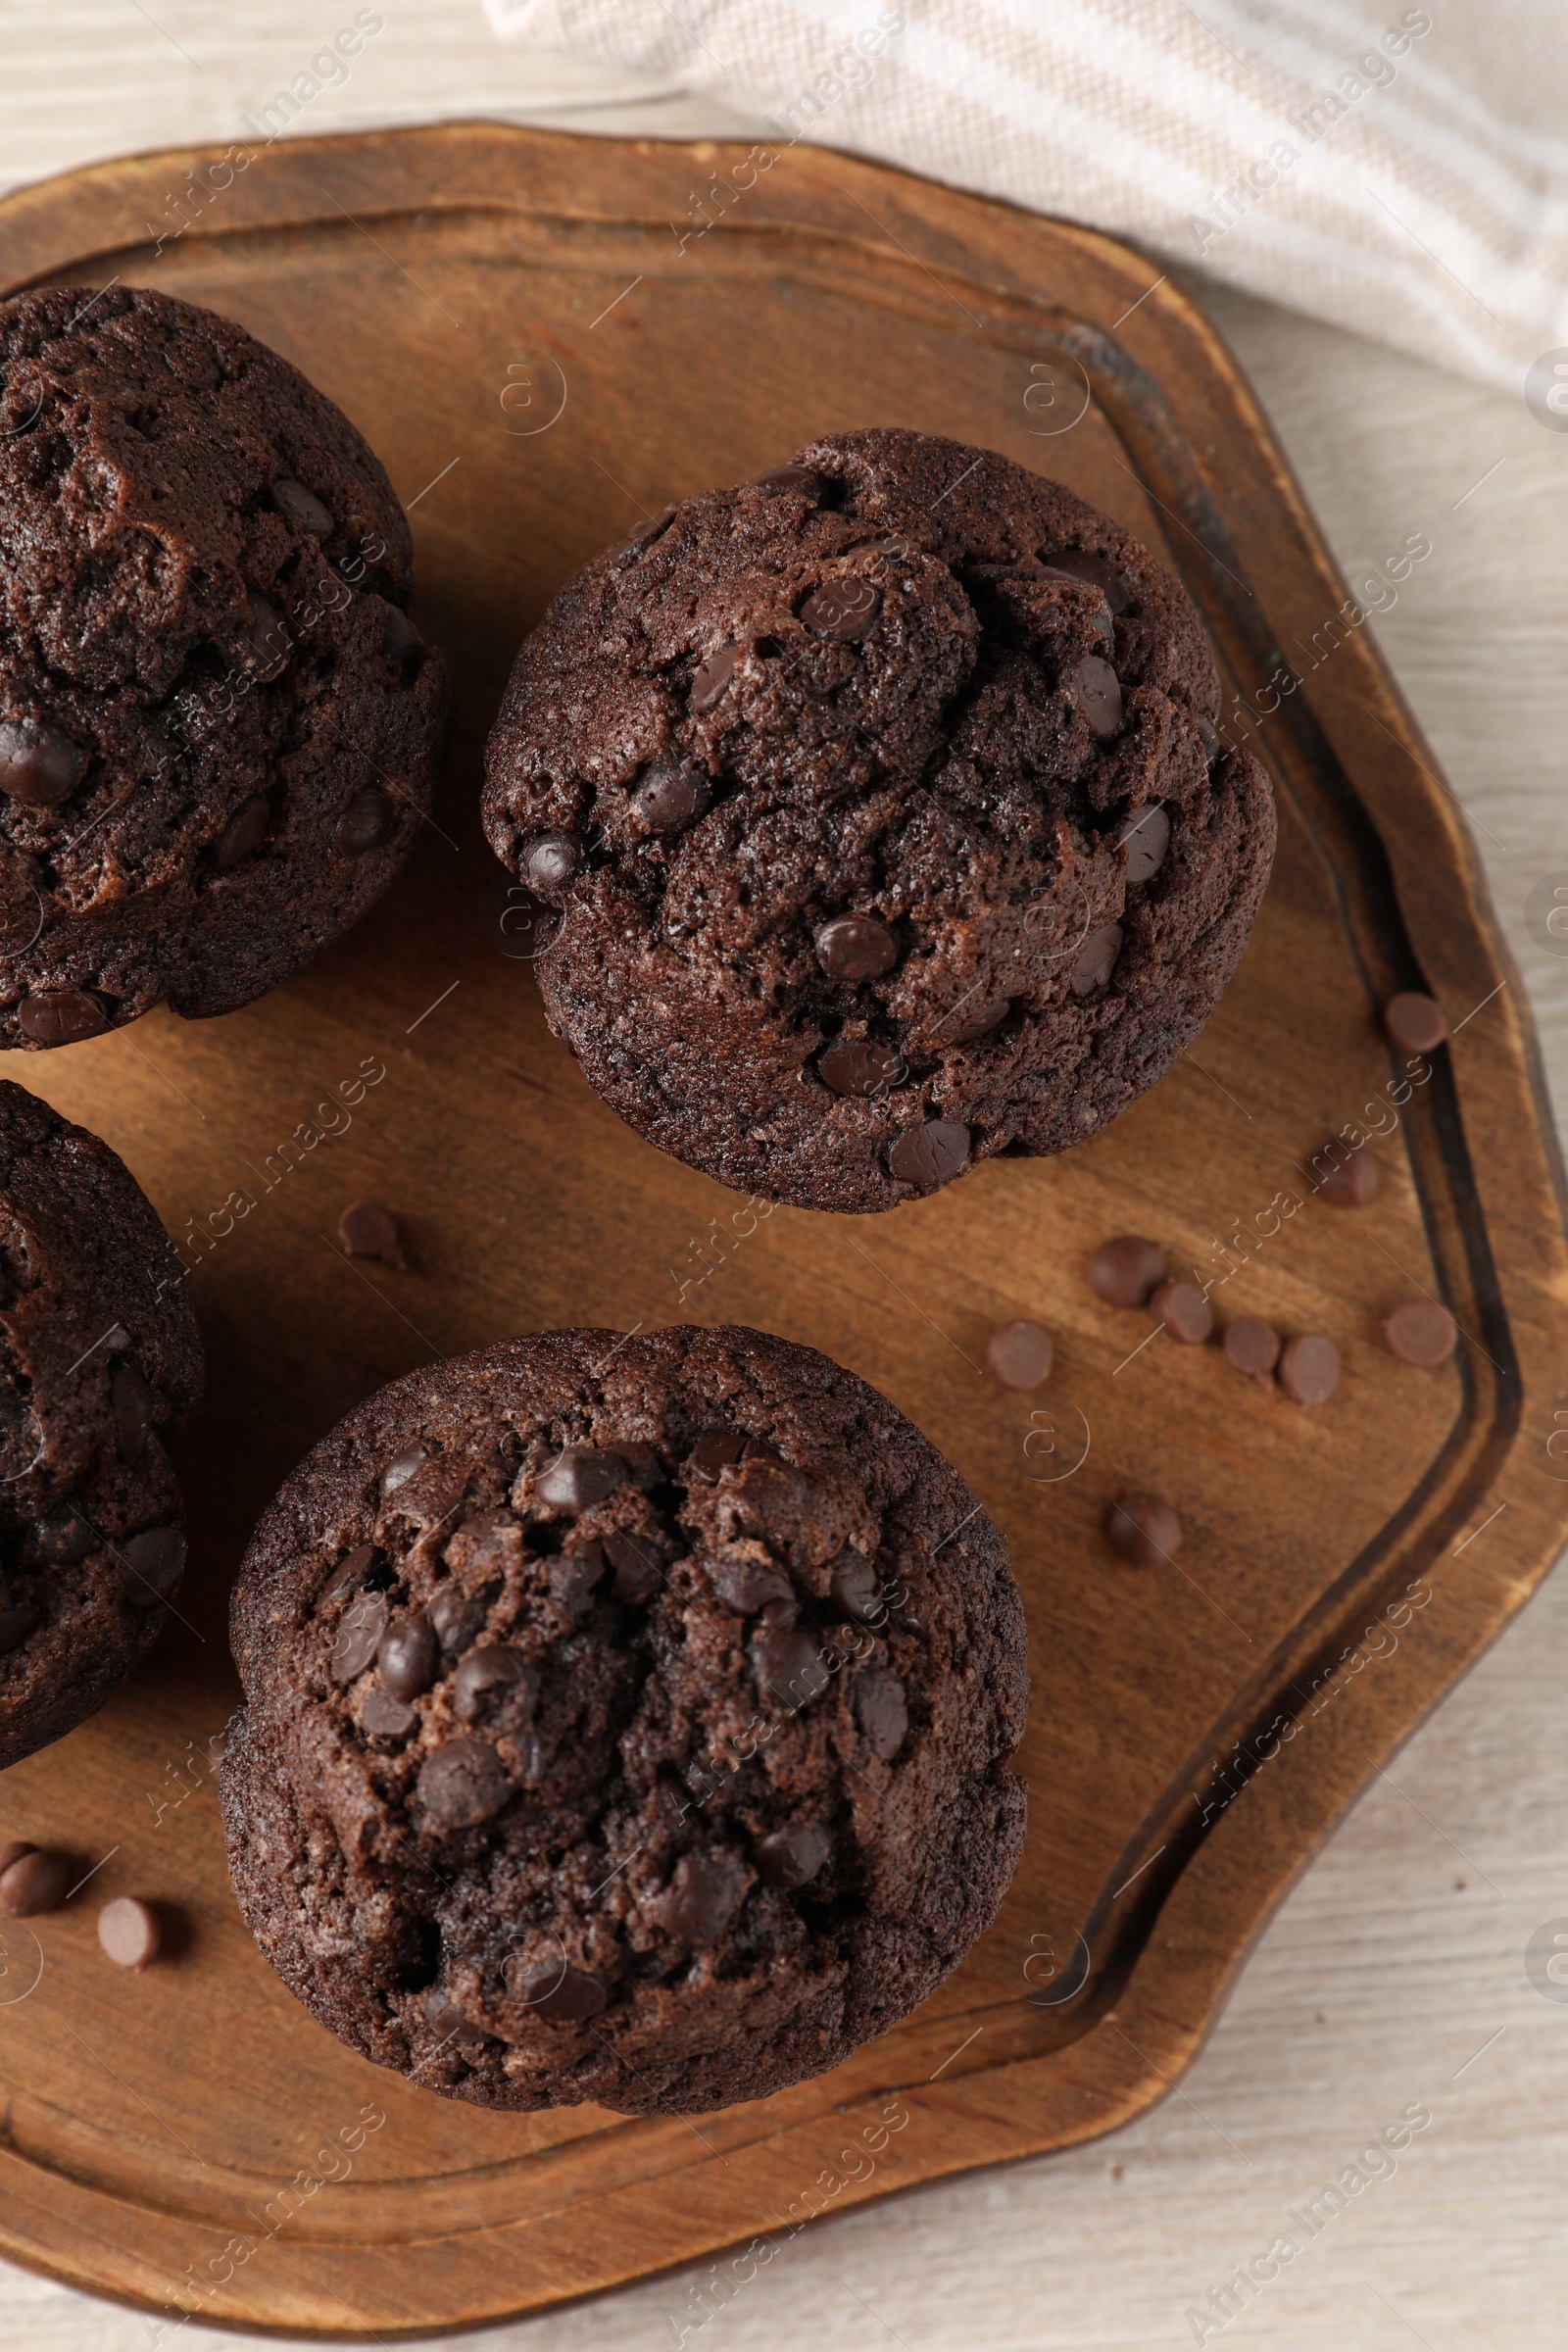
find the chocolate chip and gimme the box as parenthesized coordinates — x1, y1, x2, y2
(333, 785, 393, 858)
(690, 641, 739, 711)
(1089, 1236, 1163, 1308)
(612, 1440, 664, 1491)
(1223, 1317, 1281, 1384)
(1117, 803, 1169, 884)
(331, 1592, 387, 1683)
(0, 718, 86, 807)
(453, 1644, 539, 1728)
(829, 1553, 883, 1624)
(0, 1841, 35, 1878)
(1383, 991, 1447, 1054)
(1151, 1279, 1212, 1345)
(378, 1611, 439, 1701)
(855, 1669, 907, 1761)
(381, 1446, 427, 1497)
(604, 1531, 662, 1604)
(687, 1431, 747, 1480)
(817, 1037, 903, 1096)
(429, 1587, 489, 1660)
(382, 606, 420, 667)
(550, 1545, 606, 1615)
(1042, 549, 1130, 612)
(121, 1527, 185, 1604)
(416, 1738, 513, 1830)
(658, 1850, 747, 1942)
(98, 1895, 162, 1969)
(1279, 1333, 1341, 1406)
(248, 594, 290, 675)
(1069, 921, 1123, 997)
(535, 1445, 628, 1513)
(271, 475, 333, 535)
(887, 1120, 971, 1190)
(1383, 1299, 1456, 1366)
(423, 1988, 492, 2047)
(1106, 1489, 1180, 1566)
(815, 913, 898, 981)
(801, 578, 883, 641)
(319, 1544, 375, 1609)
(0, 1848, 70, 1917)
(33, 1501, 93, 1563)
(948, 998, 1009, 1044)
(1317, 1143, 1379, 1208)
(632, 760, 710, 834)
(1197, 715, 1220, 761)
(753, 1821, 829, 1889)
(363, 1687, 416, 1737)
(504, 1956, 607, 2020)
(744, 464, 828, 501)
(984, 1318, 1054, 1391)
(113, 1364, 155, 1462)
(1073, 656, 1122, 738)
(338, 1200, 406, 1266)
(711, 1559, 795, 1619)
(752, 1626, 830, 1711)
(522, 832, 581, 893)
(0, 1602, 39, 1653)
(18, 988, 108, 1046)
(213, 793, 270, 871)
(610, 506, 677, 565)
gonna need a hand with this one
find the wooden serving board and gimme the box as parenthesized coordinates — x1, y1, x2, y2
(0, 124, 1564, 2340)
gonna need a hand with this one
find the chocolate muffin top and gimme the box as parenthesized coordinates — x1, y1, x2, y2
(483, 426, 1274, 1213)
(0, 1078, 203, 1768)
(0, 283, 450, 1048)
(222, 1325, 1027, 2115)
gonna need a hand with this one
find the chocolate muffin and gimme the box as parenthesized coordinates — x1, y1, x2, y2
(222, 1324, 1026, 2115)
(0, 283, 451, 1049)
(0, 1079, 203, 1768)
(483, 427, 1274, 1212)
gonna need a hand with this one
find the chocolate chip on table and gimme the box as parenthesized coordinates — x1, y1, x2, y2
(815, 913, 898, 982)
(333, 784, 394, 857)
(338, 1200, 406, 1267)
(331, 1592, 387, 1684)
(429, 1582, 489, 1654)
(753, 1626, 830, 1711)
(1317, 1143, 1378, 1207)
(855, 1669, 907, 1761)
(377, 1611, 439, 1701)
(504, 1956, 607, 2021)
(113, 1363, 155, 1461)
(0, 1603, 40, 1653)
(1383, 1298, 1457, 1366)
(1041, 549, 1131, 612)
(1223, 1317, 1281, 1384)
(18, 988, 108, 1046)
(1072, 656, 1123, 738)
(1278, 1333, 1341, 1406)
(744, 464, 829, 501)
(658, 1851, 747, 1942)
(887, 1120, 971, 1190)
(535, 1445, 628, 1513)
(1382, 991, 1448, 1055)
(319, 1544, 375, 1609)
(801, 578, 883, 642)
(753, 1820, 829, 1889)
(0, 1841, 34, 1879)
(213, 794, 271, 871)
(0, 1847, 70, 1916)
(1089, 1235, 1164, 1308)
(1069, 921, 1123, 997)
(986, 1319, 1054, 1390)
(632, 760, 710, 834)
(0, 718, 87, 806)
(522, 832, 581, 894)
(271, 475, 334, 536)
(362, 1687, 416, 1738)
(381, 1445, 427, 1497)
(604, 1531, 662, 1604)
(689, 641, 739, 711)
(1106, 1489, 1181, 1566)
(1117, 803, 1170, 885)
(416, 1738, 514, 1830)
(829, 1552, 883, 1624)
(817, 1037, 902, 1096)
(1151, 1279, 1212, 1345)
(453, 1644, 539, 1727)
(121, 1527, 186, 1604)
(98, 1896, 162, 1969)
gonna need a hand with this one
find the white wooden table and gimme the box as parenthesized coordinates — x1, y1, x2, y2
(2, 7, 1567, 2346)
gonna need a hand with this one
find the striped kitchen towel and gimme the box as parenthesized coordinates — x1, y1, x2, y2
(483, 0, 1568, 394)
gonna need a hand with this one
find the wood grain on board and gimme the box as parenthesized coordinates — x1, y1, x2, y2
(0, 124, 1562, 2339)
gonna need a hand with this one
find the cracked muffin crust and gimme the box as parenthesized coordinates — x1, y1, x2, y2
(0, 283, 451, 1049)
(0, 1079, 203, 1768)
(222, 1324, 1027, 2115)
(483, 426, 1275, 1213)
